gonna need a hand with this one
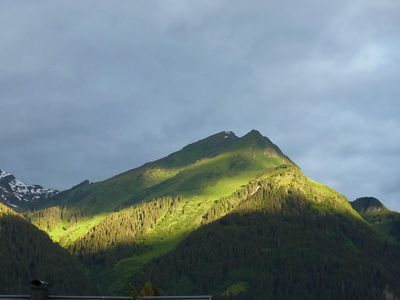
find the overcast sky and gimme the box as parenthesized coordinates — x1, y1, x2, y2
(1, 1, 399, 210)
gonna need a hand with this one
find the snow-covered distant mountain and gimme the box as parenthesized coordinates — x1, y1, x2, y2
(0, 169, 58, 209)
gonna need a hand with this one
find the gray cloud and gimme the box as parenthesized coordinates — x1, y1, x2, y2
(1, 0, 399, 210)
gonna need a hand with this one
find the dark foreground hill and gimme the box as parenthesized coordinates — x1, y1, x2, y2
(0, 203, 94, 294)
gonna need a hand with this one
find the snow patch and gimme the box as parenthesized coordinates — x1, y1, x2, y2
(0, 170, 11, 179)
(0, 170, 58, 206)
(223, 131, 234, 139)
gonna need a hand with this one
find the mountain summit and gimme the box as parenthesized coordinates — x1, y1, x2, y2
(351, 197, 400, 242)
(39, 130, 293, 214)
(0, 169, 57, 209)
(351, 197, 388, 214)
(150, 130, 290, 170)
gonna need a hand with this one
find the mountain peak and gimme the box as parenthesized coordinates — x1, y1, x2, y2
(154, 131, 239, 168)
(210, 130, 238, 140)
(240, 129, 269, 144)
(235, 129, 291, 159)
(0, 169, 58, 209)
(0, 169, 12, 179)
(246, 129, 263, 136)
(351, 197, 388, 215)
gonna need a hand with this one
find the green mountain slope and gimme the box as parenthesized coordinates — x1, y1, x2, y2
(27, 130, 290, 245)
(0, 203, 94, 294)
(22, 130, 400, 298)
(26, 130, 293, 293)
(133, 169, 400, 299)
(351, 197, 400, 243)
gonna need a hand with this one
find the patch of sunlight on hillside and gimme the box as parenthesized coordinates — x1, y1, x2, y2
(223, 282, 248, 297)
(49, 215, 107, 246)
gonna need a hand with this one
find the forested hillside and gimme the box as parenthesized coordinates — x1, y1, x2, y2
(133, 168, 400, 299)
(0, 203, 94, 294)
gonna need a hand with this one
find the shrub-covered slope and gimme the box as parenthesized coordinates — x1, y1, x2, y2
(0, 203, 94, 294)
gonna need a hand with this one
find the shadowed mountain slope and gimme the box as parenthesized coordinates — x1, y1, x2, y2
(0, 203, 94, 294)
(351, 197, 400, 243)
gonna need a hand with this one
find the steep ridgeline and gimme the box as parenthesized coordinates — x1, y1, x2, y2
(133, 168, 400, 299)
(25, 130, 400, 298)
(351, 197, 400, 243)
(0, 170, 57, 210)
(0, 202, 94, 294)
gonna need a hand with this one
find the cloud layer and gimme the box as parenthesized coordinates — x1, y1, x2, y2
(1, 0, 399, 210)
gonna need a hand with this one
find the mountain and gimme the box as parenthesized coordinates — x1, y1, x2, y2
(0, 169, 57, 209)
(351, 197, 388, 214)
(17, 130, 400, 298)
(351, 197, 400, 243)
(27, 130, 291, 245)
(0, 202, 94, 294)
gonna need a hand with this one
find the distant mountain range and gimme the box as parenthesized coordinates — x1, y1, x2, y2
(1, 130, 399, 299)
(0, 169, 57, 209)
